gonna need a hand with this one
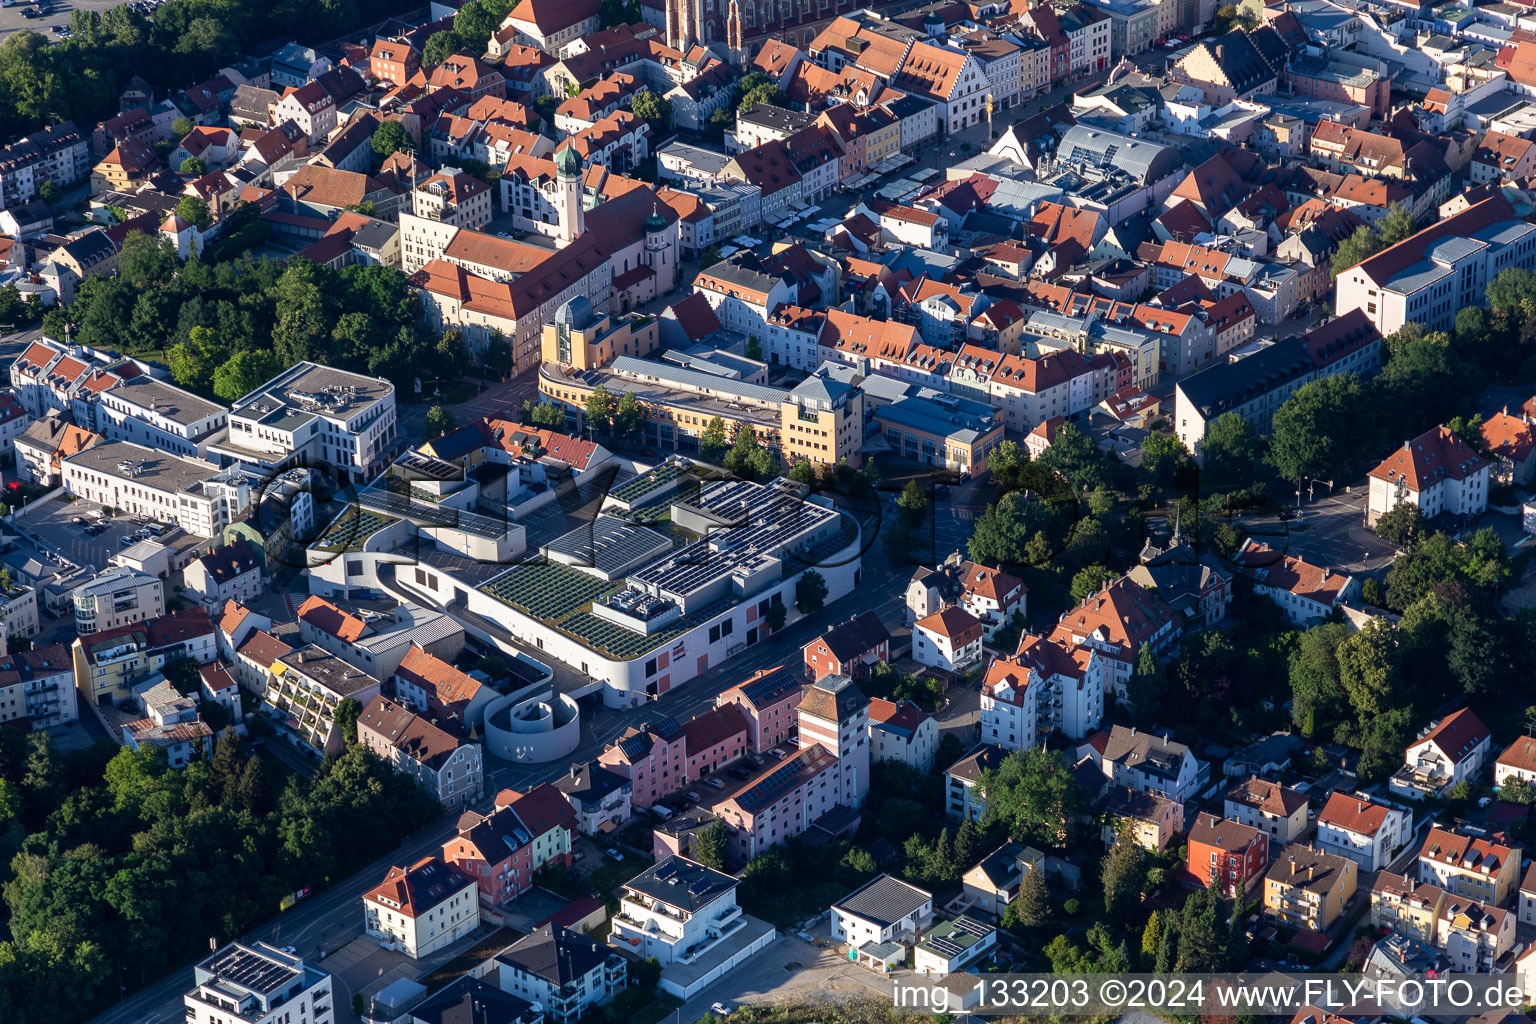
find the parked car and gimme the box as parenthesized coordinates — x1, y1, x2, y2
(119, 535, 136, 546)
(685, 791, 700, 802)
(705, 777, 724, 789)
(605, 848, 624, 860)
(711, 1003, 732, 1016)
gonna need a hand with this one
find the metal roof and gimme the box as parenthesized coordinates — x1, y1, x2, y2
(833, 873, 933, 928)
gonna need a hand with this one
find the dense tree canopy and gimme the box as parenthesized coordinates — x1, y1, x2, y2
(0, 736, 439, 1024)
(53, 228, 459, 396)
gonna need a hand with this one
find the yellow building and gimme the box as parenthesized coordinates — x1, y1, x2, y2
(72, 608, 217, 709)
(1264, 844, 1358, 932)
(780, 375, 864, 468)
(540, 296, 658, 371)
(539, 355, 865, 467)
(1370, 874, 1446, 943)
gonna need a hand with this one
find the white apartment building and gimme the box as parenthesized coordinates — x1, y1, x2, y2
(0, 643, 75, 728)
(610, 856, 744, 965)
(72, 566, 164, 635)
(981, 656, 1039, 751)
(61, 440, 252, 538)
(1335, 194, 1536, 336)
(0, 121, 90, 209)
(98, 376, 227, 460)
(1495, 736, 1536, 789)
(1317, 792, 1414, 871)
(1391, 708, 1491, 801)
(209, 362, 396, 484)
(357, 694, 484, 807)
(362, 856, 479, 958)
(1086, 724, 1203, 805)
(1437, 898, 1515, 974)
(184, 942, 334, 1024)
(831, 874, 934, 947)
(867, 697, 938, 773)
(494, 924, 626, 1024)
(913, 605, 985, 674)
(1365, 426, 1490, 527)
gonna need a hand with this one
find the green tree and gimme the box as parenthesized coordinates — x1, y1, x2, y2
(212, 350, 282, 404)
(629, 89, 672, 130)
(795, 569, 827, 614)
(699, 415, 729, 462)
(1288, 622, 1349, 736)
(1126, 641, 1165, 721)
(979, 748, 1085, 847)
(370, 119, 410, 159)
(1004, 865, 1050, 932)
(1268, 373, 1366, 502)
(422, 29, 462, 66)
(167, 325, 229, 394)
(1101, 829, 1146, 923)
(788, 460, 818, 485)
(1374, 501, 1425, 546)
(178, 156, 206, 175)
(170, 115, 194, 139)
(988, 438, 1027, 488)
(528, 401, 566, 429)
(1141, 433, 1189, 490)
(737, 72, 789, 112)
(1140, 909, 1164, 964)
(613, 392, 646, 442)
(599, 0, 641, 24)
(584, 383, 616, 436)
(1069, 565, 1116, 604)
(115, 231, 178, 290)
(767, 601, 787, 631)
(174, 195, 212, 231)
(692, 820, 730, 871)
(897, 479, 928, 528)
(424, 405, 457, 441)
(1199, 411, 1261, 493)
(1176, 886, 1229, 972)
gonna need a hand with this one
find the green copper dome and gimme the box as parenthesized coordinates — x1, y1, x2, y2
(554, 145, 582, 178)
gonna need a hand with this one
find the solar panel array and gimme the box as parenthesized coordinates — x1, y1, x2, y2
(208, 947, 296, 996)
(926, 936, 966, 958)
(607, 459, 690, 507)
(541, 515, 673, 577)
(359, 488, 509, 540)
(629, 480, 836, 601)
(951, 917, 992, 939)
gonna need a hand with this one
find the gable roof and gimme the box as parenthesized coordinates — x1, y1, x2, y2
(814, 611, 891, 662)
(1368, 426, 1490, 492)
(1416, 708, 1490, 763)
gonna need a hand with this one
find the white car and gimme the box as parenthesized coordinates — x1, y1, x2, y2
(711, 1003, 732, 1016)
(704, 777, 725, 789)
(606, 848, 624, 860)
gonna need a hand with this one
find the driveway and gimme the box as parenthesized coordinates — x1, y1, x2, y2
(675, 925, 896, 1023)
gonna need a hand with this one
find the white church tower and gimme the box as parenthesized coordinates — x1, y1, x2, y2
(554, 144, 585, 247)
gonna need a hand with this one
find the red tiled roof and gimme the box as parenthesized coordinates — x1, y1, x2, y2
(297, 594, 366, 643)
(1367, 426, 1489, 491)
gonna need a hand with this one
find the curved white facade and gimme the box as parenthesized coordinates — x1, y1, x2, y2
(483, 690, 581, 763)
